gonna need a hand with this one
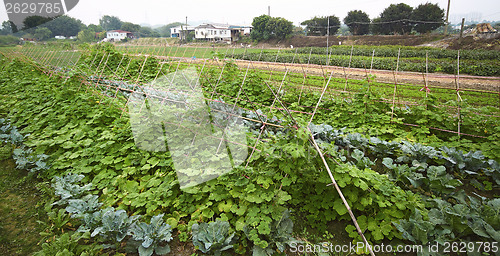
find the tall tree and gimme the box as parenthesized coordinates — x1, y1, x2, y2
(78, 28, 97, 42)
(301, 16, 340, 36)
(99, 15, 122, 31)
(344, 10, 370, 35)
(44, 15, 84, 37)
(251, 15, 272, 41)
(0, 21, 14, 35)
(138, 26, 160, 37)
(378, 3, 413, 34)
(411, 3, 444, 34)
(87, 24, 104, 33)
(34, 27, 51, 40)
(23, 16, 53, 31)
(121, 22, 141, 33)
(155, 22, 184, 37)
(251, 15, 293, 41)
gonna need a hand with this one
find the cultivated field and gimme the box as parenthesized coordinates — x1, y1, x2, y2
(0, 42, 499, 255)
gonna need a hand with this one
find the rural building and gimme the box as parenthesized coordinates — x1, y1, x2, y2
(194, 23, 252, 42)
(106, 30, 134, 41)
(170, 25, 195, 39)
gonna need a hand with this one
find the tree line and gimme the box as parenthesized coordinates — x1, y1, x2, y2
(1, 2, 445, 43)
(251, 2, 445, 42)
(0, 15, 184, 41)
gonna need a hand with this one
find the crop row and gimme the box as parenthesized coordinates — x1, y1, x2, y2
(232, 52, 500, 77)
(291, 45, 500, 61)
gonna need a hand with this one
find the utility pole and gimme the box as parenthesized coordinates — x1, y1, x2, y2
(268, 6, 270, 16)
(444, 0, 451, 35)
(459, 18, 465, 40)
(326, 16, 329, 65)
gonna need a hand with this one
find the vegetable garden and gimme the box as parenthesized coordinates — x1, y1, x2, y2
(0, 42, 499, 256)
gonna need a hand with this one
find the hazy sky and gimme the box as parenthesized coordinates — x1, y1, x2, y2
(1, 0, 499, 27)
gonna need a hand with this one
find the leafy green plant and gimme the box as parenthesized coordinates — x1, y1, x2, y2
(33, 232, 102, 256)
(53, 174, 92, 205)
(0, 118, 25, 145)
(90, 207, 140, 243)
(65, 194, 103, 218)
(128, 214, 173, 256)
(0, 143, 12, 160)
(37, 208, 73, 239)
(192, 220, 236, 256)
(12, 147, 49, 173)
(244, 210, 296, 256)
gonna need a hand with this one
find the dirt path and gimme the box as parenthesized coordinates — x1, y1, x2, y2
(0, 158, 43, 255)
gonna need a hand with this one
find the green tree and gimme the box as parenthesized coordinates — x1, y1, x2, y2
(87, 24, 104, 33)
(411, 3, 444, 34)
(301, 16, 340, 36)
(251, 15, 271, 41)
(77, 28, 96, 42)
(44, 15, 84, 37)
(99, 15, 122, 31)
(371, 17, 388, 35)
(138, 26, 160, 37)
(251, 15, 293, 41)
(34, 27, 51, 40)
(121, 22, 141, 33)
(273, 17, 294, 39)
(0, 21, 15, 35)
(378, 3, 413, 34)
(344, 10, 370, 35)
(23, 16, 53, 31)
(155, 22, 184, 37)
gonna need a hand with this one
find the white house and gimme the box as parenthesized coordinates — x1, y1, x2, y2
(195, 23, 232, 41)
(106, 30, 133, 41)
(170, 25, 195, 38)
(195, 23, 252, 42)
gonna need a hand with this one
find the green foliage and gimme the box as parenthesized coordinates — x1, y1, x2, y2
(128, 214, 173, 256)
(99, 15, 122, 31)
(0, 118, 25, 145)
(90, 207, 140, 242)
(121, 22, 141, 33)
(33, 232, 102, 256)
(44, 15, 85, 37)
(53, 174, 92, 205)
(377, 3, 414, 34)
(0, 143, 12, 160)
(37, 208, 73, 239)
(1, 47, 499, 256)
(65, 194, 102, 217)
(244, 209, 296, 255)
(251, 15, 293, 41)
(231, 48, 500, 76)
(411, 3, 445, 33)
(394, 192, 500, 246)
(12, 147, 50, 173)
(33, 27, 52, 41)
(301, 16, 340, 36)
(78, 29, 98, 42)
(192, 220, 236, 255)
(0, 35, 19, 45)
(344, 10, 371, 35)
(0, 21, 15, 35)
